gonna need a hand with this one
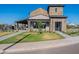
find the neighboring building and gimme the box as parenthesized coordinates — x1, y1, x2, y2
(16, 4, 67, 32)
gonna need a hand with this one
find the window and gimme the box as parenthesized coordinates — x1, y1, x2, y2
(55, 8, 57, 12)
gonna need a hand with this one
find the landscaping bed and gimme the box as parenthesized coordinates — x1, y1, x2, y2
(66, 31, 79, 36)
(65, 29, 79, 36)
(0, 32, 63, 44)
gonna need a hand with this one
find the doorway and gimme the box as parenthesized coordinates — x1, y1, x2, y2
(55, 22, 62, 31)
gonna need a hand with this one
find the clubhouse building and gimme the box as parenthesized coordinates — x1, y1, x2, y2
(16, 4, 67, 32)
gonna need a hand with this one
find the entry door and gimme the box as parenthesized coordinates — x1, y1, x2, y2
(55, 22, 62, 31)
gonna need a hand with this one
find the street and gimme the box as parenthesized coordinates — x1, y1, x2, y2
(6, 43, 79, 54)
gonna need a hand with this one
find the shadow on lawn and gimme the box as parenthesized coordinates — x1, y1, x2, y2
(1, 34, 31, 54)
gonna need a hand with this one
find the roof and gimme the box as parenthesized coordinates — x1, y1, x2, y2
(50, 16, 67, 18)
(48, 4, 64, 7)
(30, 8, 48, 17)
(16, 19, 28, 24)
(29, 14, 49, 19)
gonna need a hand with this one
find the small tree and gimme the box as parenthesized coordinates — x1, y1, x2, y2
(37, 20, 43, 34)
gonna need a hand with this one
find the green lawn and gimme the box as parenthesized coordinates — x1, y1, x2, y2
(20, 32, 63, 42)
(0, 32, 63, 44)
(20, 33, 42, 42)
(0, 32, 29, 44)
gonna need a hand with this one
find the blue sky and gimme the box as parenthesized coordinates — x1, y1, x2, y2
(0, 4, 79, 25)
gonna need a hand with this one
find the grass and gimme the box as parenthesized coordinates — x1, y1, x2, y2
(20, 33, 42, 42)
(42, 32, 63, 40)
(0, 32, 63, 44)
(19, 32, 63, 42)
(0, 32, 13, 37)
(0, 32, 29, 44)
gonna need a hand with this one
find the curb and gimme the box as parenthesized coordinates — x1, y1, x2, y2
(0, 34, 30, 54)
(0, 50, 3, 54)
(3, 39, 79, 54)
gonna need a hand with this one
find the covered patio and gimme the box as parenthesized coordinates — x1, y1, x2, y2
(16, 19, 28, 30)
(16, 14, 50, 32)
(27, 14, 50, 31)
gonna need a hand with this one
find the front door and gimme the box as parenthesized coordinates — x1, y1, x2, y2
(55, 22, 62, 31)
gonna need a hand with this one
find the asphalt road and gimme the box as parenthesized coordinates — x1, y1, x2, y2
(7, 43, 79, 54)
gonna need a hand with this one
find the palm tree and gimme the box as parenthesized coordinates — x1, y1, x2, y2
(36, 20, 43, 34)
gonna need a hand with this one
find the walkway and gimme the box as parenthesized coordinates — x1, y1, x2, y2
(56, 31, 71, 38)
(0, 31, 26, 41)
(0, 36, 79, 53)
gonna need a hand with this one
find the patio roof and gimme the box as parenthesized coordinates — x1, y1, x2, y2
(29, 14, 49, 19)
(16, 19, 28, 24)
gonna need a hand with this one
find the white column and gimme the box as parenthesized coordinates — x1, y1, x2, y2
(28, 21, 31, 31)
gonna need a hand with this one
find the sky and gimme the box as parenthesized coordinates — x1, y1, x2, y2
(0, 4, 79, 25)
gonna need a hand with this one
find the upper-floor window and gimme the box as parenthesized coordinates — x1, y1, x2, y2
(55, 8, 57, 12)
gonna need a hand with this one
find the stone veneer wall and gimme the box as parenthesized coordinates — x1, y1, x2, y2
(49, 7, 63, 16)
(49, 18, 66, 32)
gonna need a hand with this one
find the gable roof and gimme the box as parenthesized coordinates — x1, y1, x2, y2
(30, 8, 48, 17)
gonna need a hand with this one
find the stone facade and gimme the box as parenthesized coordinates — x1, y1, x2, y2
(49, 18, 66, 32)
(49, 7, 63, 16)
(16, 4, 67, 32)
(48, 4, 67, 32)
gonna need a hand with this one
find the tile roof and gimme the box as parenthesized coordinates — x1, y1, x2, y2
(30, 8, 48, 17)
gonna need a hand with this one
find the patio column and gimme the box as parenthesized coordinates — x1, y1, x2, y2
(16, 23, 19, 30)
(62, 19, 66, 32)
(28, 21, 31, 31)
(49, 19, 53, 32)
(52, 20, 55, 32)
(22, 23, 25, 30)
(21, 24, 23, 30)
(49, 18, 55, 32)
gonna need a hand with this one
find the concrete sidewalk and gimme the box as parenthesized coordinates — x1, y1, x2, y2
(0, 44, 11, 53)
(0, 36, 79, 54)
(56, 31, 71, 38)
(0, 31, 26, 41)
